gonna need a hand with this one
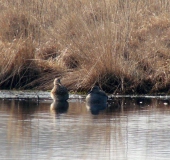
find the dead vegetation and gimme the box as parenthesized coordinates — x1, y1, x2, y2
(0, 0, 170, 94)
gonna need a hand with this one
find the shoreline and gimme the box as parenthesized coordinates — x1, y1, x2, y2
(0, 90, 169, 100)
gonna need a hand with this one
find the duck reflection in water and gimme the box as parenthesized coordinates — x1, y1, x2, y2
(86, 85, 108, 115)
(86, 103, 107, 115)
(50, 101, 69, 114)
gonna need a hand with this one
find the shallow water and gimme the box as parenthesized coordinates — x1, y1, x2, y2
(1, 94, 170, 160)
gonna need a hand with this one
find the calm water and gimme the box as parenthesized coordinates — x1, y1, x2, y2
(1, 96, 170, 160)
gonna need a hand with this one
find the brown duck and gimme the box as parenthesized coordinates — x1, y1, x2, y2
(51, 78, 69, 101)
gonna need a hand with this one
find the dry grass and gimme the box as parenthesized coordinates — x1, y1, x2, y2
(0, 0, 170, 94)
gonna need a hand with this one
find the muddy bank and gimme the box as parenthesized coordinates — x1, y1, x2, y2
(0, 90, 170, 102)
(0, 90, 85, 100)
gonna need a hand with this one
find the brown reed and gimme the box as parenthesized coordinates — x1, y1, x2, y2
(0, 0, 170, 94)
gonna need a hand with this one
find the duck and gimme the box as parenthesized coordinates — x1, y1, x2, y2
(51, 78, 69, 101)
(86, 85, 108, 104)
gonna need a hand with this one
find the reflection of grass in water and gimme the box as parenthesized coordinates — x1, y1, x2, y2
(0, 0, 170, 94)
(0, 100, 38, 143)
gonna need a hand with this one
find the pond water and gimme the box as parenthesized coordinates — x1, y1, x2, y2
(0, 93, 170, 160)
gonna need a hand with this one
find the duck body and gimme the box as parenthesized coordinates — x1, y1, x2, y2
(86, 86, 108, 104)
(51, 78, 69, 101)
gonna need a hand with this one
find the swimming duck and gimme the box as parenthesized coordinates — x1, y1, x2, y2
(86, 86, 108, 104)
(51, 78, 69, 101)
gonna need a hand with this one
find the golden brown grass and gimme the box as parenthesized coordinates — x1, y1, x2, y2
(0, 0, 170, 94)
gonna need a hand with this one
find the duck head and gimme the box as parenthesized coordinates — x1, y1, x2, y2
(91, 86, 100, 92)
(53, 78, 61, 85)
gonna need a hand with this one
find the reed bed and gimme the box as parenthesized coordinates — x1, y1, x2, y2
(0, 0, 170, 94)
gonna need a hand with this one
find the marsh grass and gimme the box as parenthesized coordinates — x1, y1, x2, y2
(0, 0, 170, 94)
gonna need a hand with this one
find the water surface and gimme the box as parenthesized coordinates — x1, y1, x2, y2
(0, 95, 170, 160)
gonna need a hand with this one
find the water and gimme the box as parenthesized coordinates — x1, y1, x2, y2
(0, 94, 170, 160)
